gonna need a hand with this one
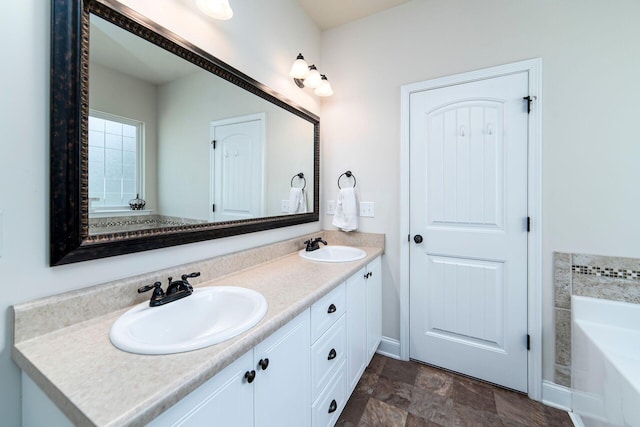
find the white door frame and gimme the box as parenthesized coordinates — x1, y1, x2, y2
(399, 58, 543, 400)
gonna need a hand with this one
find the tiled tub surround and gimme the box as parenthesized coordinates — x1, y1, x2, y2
(12, 232, 383, 426)
(89, 214, 208, 234)
(553, 252, 640, 387)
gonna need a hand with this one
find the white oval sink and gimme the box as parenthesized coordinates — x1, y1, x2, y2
(110, 286, 267, 355)
(299, 246, 366, 263)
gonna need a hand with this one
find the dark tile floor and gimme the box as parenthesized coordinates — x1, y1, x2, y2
(336, 355, 573, 427)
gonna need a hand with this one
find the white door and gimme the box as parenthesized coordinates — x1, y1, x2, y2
(210, 114, 265, 222)
(409, 72, 529, 392)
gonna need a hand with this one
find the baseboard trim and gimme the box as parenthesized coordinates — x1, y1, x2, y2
(376, 337, 401, 359)
(542, 380, 571, 410)
(569, 412, 584, 427)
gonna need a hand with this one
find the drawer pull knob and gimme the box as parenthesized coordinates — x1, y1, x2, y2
(328, 399, 338, 413)
(328, 348, 337, 360)
(327, 303, 337, 314)
(258, 358, 269, 370)
(244, 370, 256, 383)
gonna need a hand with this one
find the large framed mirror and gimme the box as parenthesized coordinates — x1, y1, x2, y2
(51, 0, 319, 265)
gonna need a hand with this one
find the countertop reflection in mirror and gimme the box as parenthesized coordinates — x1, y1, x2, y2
(50, 0, 319, 265)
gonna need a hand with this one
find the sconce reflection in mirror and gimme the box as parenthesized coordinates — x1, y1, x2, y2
(196, 0, 234, 20)
(289, 53, 334, 97)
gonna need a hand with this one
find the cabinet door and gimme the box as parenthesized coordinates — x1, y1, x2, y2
(148, 351, 254, 427)
(346, 267, 367, 395)
(254, 310, 311, 427)
(366, 256, 382, 361)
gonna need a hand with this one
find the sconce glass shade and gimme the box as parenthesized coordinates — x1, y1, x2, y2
(314, 75, 334, 97)
(303, 65, 322, 89)
(196, 0, 234, 20)
(289, 54, 309, 79)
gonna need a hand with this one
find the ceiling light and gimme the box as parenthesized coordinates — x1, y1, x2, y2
(196, 0, 234, 20)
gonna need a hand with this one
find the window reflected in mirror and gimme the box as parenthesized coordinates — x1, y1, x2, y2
(88, 112, 143, 211)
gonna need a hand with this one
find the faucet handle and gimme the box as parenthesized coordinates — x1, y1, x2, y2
(138, 281, 163, 297)
(181, 272, 201, 281)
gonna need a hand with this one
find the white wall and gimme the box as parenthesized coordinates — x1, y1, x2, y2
(319, 0, 640, 382)
(0, 1, 320, 425)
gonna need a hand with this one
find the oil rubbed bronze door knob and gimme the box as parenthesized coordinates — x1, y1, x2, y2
(413, 234, 423, 244)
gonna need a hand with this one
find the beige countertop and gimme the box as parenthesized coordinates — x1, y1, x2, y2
(12, 245, 382, 427)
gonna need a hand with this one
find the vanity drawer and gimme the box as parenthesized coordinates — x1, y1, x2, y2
(310, 283, 345, 342)
(312, 360, 346, 427)
(311, 315, 346, 401)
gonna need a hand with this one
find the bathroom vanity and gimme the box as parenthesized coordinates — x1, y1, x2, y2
(13, 236, 383, 426)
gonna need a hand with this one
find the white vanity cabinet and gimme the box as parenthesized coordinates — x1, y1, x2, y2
(149, 310, 311, 427)
(365, 256, 382, 361)
(309, 283, 347, 427)
(20, 253, 384, 427)
(346, 257, 382, 395)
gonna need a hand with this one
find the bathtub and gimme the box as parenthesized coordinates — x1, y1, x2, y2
(572, 296, 640, 427)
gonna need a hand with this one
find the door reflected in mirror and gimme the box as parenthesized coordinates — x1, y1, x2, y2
(88, 14, 314, 235)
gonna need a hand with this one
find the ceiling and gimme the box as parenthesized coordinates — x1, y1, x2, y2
(296, 0, 412, 30)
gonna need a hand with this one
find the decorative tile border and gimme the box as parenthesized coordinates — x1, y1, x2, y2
(554, 252, 640, 388)
(572, 265, 640, 280)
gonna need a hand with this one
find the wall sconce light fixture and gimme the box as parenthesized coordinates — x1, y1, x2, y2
(289, 53, 333, 97)
(196, 0, 234, 20)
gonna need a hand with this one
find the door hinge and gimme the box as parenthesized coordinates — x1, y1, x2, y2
(211, 140, 216, 149)
(523, 96, 536, 114)
(212, 204, 216, 213)
(527, 216, 531, 232)
(526, 334, 531, 351)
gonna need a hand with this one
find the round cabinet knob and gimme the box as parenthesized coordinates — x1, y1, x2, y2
(327, 303, 337, 314)
(413, 234, 424, 244)
(258, 358, 269, 370)
(328, 399, 338, 413)
(244, 370, 256, 383)
(327, 348, 337, 360)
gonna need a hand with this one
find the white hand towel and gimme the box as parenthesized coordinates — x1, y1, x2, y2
(332, 188, 358, 231)
(288, 188, 307, 214)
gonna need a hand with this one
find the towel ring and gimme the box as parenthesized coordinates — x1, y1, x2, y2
(291, 172, 306, 190)
(337, 171, 357, 189)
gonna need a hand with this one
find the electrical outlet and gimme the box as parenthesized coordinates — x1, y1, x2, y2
(326, 200, 335, 215)
(281, 200, 290, 212)
(359, 201, 375, 217)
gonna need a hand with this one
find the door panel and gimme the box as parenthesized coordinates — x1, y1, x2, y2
(409, 72, 529, 392)
(425, 256, 504, 348)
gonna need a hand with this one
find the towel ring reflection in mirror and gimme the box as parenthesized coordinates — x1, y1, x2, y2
(291, 172, 306, 190)
(337, 171, 357, 189)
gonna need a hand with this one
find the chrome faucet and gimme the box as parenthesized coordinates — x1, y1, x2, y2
(138, 272, 200, 307)
(304, 237, 327, 252)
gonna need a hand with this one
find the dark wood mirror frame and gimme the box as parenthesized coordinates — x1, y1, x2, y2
(50, 0, 320, 266)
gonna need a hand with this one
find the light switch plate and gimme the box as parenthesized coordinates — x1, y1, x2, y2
(359, 202, 375, 217)
(281, 200, 289, 212)
(326, 200, 335, 215)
